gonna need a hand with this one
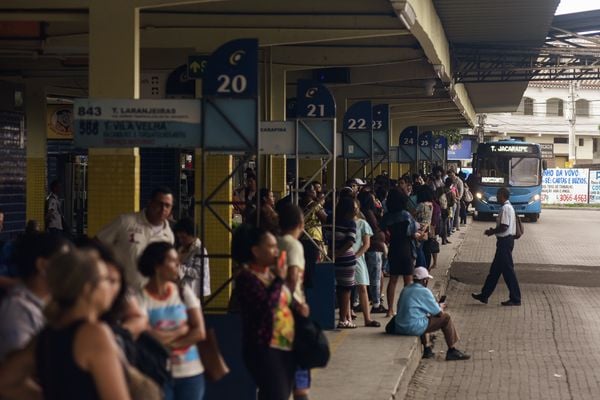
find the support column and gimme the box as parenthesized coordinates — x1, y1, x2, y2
(269, 64, 287, 199)
(195, 151, 232, 309)
(25, 81, 46, 226)
(87, 0, 140, 235)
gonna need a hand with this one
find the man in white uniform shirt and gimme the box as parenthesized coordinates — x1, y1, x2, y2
(97, 187, 175, 287)
(471, 187, 522, 306)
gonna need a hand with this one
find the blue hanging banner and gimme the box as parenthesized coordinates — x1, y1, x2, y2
(418, 131, 433, 161)
(165, 65, 195, 98)
(296, 80, 336, 119)
(433, 135, 447, 165)
(202, 39, 259, 151)
(203, 38, 258, 98)
(372, 104, 389, 156)
(343, 100, 372, 159)
(398, 126, 418, 163)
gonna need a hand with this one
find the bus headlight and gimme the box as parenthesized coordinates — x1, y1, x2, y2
(528, 194, 540, 204)
(476, 192, 483, 199)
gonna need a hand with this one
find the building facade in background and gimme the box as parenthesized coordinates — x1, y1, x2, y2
(484, 82, 600, 167)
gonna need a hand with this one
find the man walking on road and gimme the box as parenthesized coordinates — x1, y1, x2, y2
(472, 187, 522, 306)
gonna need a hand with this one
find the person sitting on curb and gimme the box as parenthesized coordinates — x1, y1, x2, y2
(385, 267, 470, 361)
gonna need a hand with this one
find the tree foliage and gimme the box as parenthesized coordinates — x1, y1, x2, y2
(433, 128, 462, 145)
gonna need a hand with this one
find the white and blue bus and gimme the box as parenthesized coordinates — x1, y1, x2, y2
(471, 140, 545, 222)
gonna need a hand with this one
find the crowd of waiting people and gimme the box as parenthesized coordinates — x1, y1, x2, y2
(0, 165, 472, 400)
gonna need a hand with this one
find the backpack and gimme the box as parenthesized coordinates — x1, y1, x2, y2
(462, 183, 474, 203)
(515, 216, 524, 239)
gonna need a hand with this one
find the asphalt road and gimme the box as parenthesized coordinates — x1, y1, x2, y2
(407, 209, 600, 400)
(452, 208, 600, 286)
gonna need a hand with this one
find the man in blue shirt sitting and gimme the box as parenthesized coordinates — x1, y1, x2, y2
(385, 267, 470, 361)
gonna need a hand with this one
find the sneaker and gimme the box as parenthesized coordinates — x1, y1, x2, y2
(471, 293, 488, 304)
(423, 347, 435, 359)
(501, 300, 521, 306)
(371, 305, 388, 314)
(445, 348, 470, 361)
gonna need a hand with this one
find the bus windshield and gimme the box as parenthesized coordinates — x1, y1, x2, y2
(478, 156, 540, 187)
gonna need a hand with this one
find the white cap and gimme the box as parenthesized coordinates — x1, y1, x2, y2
(414, 267, 433, 280)
(353, 178, 367, 185)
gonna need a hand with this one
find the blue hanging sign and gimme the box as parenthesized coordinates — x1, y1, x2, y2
(343, 100, 372, 159)
(372, 104, 389, 132)
(343, 101, 372, 132)
(372, 104, 389, 156)
(187, 55, 209, 79)
(433, 136, 447, 150)
(203, 38, 258, 98)
(418, 131, 433, 161)
(398, 126, 417, 163)
(296, 80, 336, 118)
(165, 65, 195, 98)
(432, 135, 447, 165)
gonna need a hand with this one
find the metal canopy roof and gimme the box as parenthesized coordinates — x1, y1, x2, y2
(433, 0, 560, 113)
(0, 0, 564, 126)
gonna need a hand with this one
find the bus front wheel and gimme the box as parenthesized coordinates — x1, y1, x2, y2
(477, 212, 492, 221)
(529, 213, 539, 223)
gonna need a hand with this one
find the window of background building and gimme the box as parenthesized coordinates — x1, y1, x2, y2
(554, 137, 568, 144)
(594, 138, 598, 153)
(523, 97, 534, 115)
(515, 97, 534, 115)
(576, 99, 589, 117)
(579, 138, 584, 146)
(546, 98, 564, 116)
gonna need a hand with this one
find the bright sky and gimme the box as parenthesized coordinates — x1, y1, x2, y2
(555, 0, 599, 15)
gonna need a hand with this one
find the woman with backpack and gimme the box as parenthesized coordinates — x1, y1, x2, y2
(138, 242, 207, 400)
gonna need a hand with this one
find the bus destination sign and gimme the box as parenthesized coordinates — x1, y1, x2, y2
(489, 144, 534, 153)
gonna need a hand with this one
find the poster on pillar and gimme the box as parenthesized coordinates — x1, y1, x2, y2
(295, 80, 336, 155)
(418, 131, 433, 162)
(202, 38, 259, 151)
(73, 99, 202, 148)
(372, 104, 389, 156)
(398, 126, 417, 163)
(47, 104, 73, 140)
(343, 101, 372, 159)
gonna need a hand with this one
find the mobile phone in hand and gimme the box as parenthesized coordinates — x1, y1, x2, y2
(439, 295, 447, 304)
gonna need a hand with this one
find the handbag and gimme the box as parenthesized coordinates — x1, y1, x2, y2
(124, 364, 163, 400)
(428, 237, 440, 254)
(198, 328, 230, 382)
(515, 216, 524, 239)
(292, 311, 330, 369)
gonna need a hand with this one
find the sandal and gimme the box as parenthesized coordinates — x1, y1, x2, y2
(337, 320, 357, 329)
(365, 320, 381, 327)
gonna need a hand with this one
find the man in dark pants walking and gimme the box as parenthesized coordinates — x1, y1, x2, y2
(472, 187, 522, 306)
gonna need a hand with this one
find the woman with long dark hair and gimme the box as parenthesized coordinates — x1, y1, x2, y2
(232, 225, 307, 400)
(138, 242, 206, 400)
(0, 249, 132, 400)
(381, 189, 425, 317)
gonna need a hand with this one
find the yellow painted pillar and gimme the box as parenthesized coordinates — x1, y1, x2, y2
(298, 159, 323, 185)
(325, 158, 345, 191)
(267, 62, 287, 199)
(195, 151, 232, 309)
(25, 81, 46, 226)
(87, 0, 140, 235)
